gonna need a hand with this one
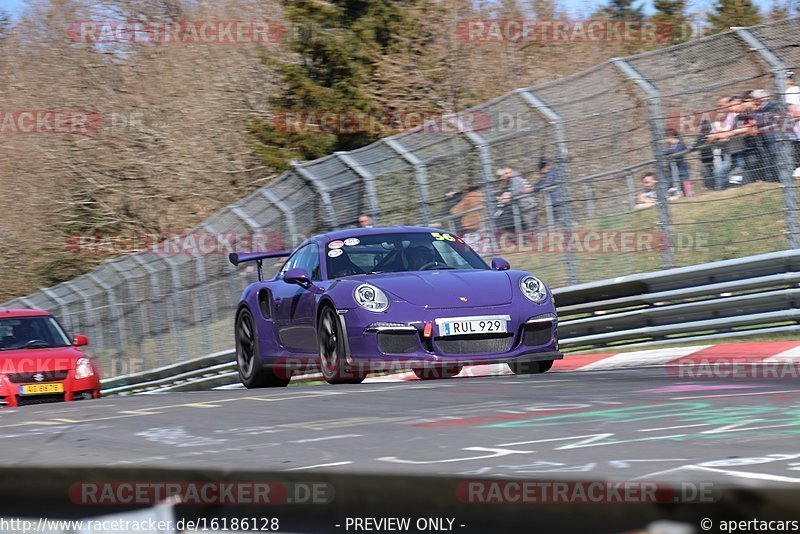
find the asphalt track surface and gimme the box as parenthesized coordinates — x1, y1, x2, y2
(2, 366, 800, 485)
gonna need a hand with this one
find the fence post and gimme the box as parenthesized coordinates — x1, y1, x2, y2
(626, 174, 637, 211)
(612, 58, 675, 269)
(450, 115, 499, 253)
(336, 152, 381, 226)
(734, 28, 800, 249)
(40, 287, 68, 324)
(515, 88, 578, 283)
(384, 138, 431, 225)
(291, 162, 339, 230)
(261, 188, 299, 247)
(87, 272, 123, 358)
(108, 259, 144, 361)
(193, 253, 212, 355)
(159, 251, 187, 361)
(130, 254, 166, 363)
(202, 221, 243, 325)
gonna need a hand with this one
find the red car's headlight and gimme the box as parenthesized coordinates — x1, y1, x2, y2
(75, 358, 95, 379)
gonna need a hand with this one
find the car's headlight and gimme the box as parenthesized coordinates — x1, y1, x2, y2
(354, 283, 390, 312)
(520, 275, 547, 303)
(75, 357, 95, 379)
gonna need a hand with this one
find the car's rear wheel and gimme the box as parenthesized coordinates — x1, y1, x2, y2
(508, 359, 554, 375)
(318, 306, 366, 384)
(236, 308, 290, 388)
(412, 364, 463, 380)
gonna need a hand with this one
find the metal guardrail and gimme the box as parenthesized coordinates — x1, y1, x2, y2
(102, 250, 800, 395)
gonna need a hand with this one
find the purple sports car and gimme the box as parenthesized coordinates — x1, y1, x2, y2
(228, 226, 561, 386)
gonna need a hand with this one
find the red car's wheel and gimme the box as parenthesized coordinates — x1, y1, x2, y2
(412, 364, 463, 380)
(318, 306, 366, 385)
(236, 308, 290, 388)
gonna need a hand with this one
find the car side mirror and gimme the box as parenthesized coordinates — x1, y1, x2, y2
(491, 257, 511, 271)
(73, 334, 89, 347)
(284, 268, 312, 288)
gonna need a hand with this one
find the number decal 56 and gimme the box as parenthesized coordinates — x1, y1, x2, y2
(431, 232, 456, 241)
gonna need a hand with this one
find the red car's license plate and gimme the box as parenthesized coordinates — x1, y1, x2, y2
(19, 383, 64, 395)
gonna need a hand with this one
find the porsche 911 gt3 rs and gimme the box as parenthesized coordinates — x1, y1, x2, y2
(229, 226, 561, 386)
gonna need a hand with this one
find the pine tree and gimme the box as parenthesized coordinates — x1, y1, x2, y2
(706, 0, 762, 34)
(600, 0, 645, 20)
(766, 0, 789, 21)
(249, 0, 419, 170)
(652, 0, 692, 44)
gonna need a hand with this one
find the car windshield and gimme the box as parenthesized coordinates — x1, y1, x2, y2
(0, 316, 72, 350)
(325, 231, 489, 278)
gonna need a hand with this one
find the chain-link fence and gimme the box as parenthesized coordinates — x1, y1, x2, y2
(4, 19, 800, 375)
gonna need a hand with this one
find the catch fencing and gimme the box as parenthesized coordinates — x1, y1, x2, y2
(3, 18, 800, 374)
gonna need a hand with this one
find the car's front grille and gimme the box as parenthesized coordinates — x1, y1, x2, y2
(434, 333, 514, 355)
(523, 320, 555, 347)
(377, 332, 419, 354)
(7, 370, 69, 383)
(16, 394, 65, 406)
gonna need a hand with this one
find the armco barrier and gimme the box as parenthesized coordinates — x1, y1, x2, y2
(2, 466, 799, 534)
(101, 250, 800, 395)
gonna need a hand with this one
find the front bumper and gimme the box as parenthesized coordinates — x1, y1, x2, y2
(0, 372, 101, 408)
(342, 301, 561, 370)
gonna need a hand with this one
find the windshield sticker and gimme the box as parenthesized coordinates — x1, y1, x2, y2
(344, 238, 360, 246)
(328, 240, 344, 249)
(328, 249, 343, 258)
(431, 232, 456, 242)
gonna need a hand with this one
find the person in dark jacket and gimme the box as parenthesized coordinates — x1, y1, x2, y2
(664, 129, 691, 197)
(533, 157, 562, 222)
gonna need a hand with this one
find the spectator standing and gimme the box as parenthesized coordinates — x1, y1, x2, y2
(440, 188, 464, 233)
(785, 71, 800, 110)
(704, 96, 740, 190)
(664, 129, 692, 197)
(449, 182, 486, 233)
(533, 158, 562, 225)
(784, 71, 800, 173)
(750, 89, 781, 183)
(358, 214, 374, 228)
(497, 167, 538, 230)
(492, 191, 517, 231)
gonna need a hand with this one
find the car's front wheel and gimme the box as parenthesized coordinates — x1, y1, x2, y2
(236, 308, 291, 388)
(508, 359, 554, 375)
(412, 364, 463, 380)
(318, 306, 366, 384)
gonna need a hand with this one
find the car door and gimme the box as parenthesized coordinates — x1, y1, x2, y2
(272, 243, 321, 354)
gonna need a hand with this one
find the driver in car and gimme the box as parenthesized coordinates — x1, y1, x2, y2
(406, 245, 436, 271)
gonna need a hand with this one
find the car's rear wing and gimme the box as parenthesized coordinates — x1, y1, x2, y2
(229, 250, 292, 281)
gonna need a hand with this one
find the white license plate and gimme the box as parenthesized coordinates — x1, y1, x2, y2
(435, 315, 510, 337)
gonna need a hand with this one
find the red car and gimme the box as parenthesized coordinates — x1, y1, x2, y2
(0, 308, 101, 408)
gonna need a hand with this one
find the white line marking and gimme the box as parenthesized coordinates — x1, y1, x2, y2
(289, 434, 362, 444)
(638, 423, 712, 432)
(671, 389, 800, 400)
(635, 465, 800, 483)
(284, 461, 353, 471)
